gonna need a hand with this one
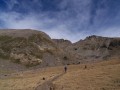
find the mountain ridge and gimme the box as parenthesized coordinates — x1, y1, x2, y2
(0, 29, 120, 67)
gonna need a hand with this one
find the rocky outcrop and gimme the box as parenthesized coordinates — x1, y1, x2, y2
(10, 53, 42, 66)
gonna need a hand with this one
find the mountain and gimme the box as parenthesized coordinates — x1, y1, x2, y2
(61, 35, 120, 64)
(0, 29, 120, 67)
(0, 29, 64, 67)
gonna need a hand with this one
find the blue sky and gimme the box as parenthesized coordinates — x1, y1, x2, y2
(0, 0, 120, 42)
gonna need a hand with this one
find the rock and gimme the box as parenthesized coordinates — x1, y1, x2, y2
(42, 77, 45, 80)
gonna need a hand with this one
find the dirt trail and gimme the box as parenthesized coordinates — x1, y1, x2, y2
(35, 72, 65, 90)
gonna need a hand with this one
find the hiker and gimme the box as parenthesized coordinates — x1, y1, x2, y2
(84, 65, 87, 69)
(64, 65, 67, 73)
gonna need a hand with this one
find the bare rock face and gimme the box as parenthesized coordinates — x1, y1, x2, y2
(53, 39, 72, 49)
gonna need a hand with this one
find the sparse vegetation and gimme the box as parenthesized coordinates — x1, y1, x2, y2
(12, 59, 21, 64)
(0, 35, 12, 42)
(63, 56, 68, 60)
(74, 48, 78, 50)
(0, 52, 9, 59)
(0, 32, 56, 66)
(53, 60, 120, 90)
(0, 59, 120, 90)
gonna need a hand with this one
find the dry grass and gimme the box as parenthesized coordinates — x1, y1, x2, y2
(0, 66, 63, 90)
(53, 60, 120, 90)
(0, 59, 120, 90)
(0, 69, 14, 74)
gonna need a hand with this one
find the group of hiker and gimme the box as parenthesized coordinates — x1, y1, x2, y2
(64, 65, 87, 73)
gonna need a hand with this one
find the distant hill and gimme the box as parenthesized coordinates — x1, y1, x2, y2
(0, 29, 120, 67)
(57, 35, 120, 64)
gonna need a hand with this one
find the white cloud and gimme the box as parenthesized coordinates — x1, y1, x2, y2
(0, 0, 92, 43)
(0, 12, 40, 29)
(0, 0, 120, 43)
(44, 25, 90, 43)
(97, 27, 120, 38)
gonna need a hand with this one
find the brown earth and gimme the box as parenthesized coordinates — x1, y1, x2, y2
(0, 59, 120, 90)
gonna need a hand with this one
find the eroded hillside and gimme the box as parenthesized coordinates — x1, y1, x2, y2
(54, 35, 120, 64)
(0, 29, 64, 67)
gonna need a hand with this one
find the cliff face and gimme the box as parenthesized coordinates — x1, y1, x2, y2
(0, 30, 120, 67)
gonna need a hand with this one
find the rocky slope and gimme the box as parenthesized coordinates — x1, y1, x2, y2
(0, 29, 120, 67)
(60, 35, 120, 64)
(0, 29, 64, 67)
